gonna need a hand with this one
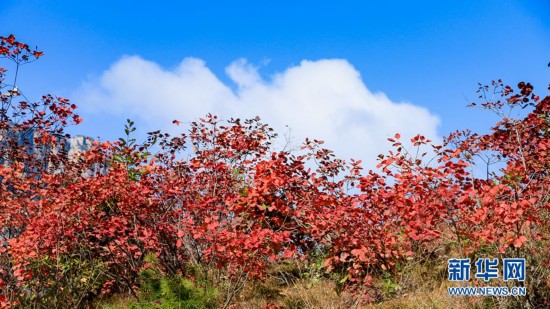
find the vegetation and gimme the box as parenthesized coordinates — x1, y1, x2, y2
(0, 34, 548, 308)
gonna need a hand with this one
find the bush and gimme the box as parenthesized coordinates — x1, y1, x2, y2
(1, 34, 548, 308)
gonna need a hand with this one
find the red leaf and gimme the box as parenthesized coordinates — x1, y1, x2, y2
(283, 249, 294, 259)
(513, 235, 527, 248)
(33, 51, 44, 59)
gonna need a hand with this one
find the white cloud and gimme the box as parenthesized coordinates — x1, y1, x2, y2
(76, 56, 441, 168)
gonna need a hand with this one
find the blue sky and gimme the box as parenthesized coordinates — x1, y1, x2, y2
(1, 1, 548, 165)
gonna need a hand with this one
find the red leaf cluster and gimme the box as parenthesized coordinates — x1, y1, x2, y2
(0, 35, 548, 307)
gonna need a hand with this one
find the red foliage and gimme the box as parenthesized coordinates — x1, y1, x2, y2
(0, 34, 548, 307)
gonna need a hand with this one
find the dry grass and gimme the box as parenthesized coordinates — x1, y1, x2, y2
(365, 287, 473, 309)
(234, 279, 352, 309)
(100, 249, 546, 309)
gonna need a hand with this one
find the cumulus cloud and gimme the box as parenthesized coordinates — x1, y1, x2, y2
(76, 56, 441, 168)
